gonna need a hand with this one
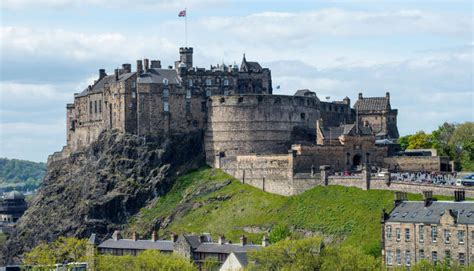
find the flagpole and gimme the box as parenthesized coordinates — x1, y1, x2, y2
(185, 8, 187, 47)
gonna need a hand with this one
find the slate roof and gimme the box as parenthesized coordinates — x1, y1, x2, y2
(137, 68, 181, 84)
(354, 97, 390, 112)
(77, 72, 136, 97)
(320, 123, 372, 139)
(386, 201, 474, 224)
(184, 235, 203, 249)
(294, 89, 316, 97)
(3, 191, 25, 200)
(97, 239, 174, 251)
(240, 55, 263, 72)
(194, 243, 261, 254)
(232, 252, 249, 267)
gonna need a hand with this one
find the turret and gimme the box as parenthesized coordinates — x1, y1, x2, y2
(179, 47, 193, 69)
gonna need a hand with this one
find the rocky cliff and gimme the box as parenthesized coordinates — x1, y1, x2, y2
(2, 130, 204, 264)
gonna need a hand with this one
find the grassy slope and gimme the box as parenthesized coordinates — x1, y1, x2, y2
(128, 167, 454, 256)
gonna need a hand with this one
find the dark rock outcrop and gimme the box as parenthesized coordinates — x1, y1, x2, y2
(2, 130, 204, 264)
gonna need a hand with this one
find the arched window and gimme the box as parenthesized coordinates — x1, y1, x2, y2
(238, 97, 243, 103)
(300, 113, 306, 120)
(220, 97, 225, 104)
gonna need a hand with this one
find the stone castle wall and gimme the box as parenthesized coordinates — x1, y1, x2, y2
(205, 94, 321, 165)
(384, 156, 451, 172)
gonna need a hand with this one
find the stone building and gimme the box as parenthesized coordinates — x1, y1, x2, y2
(381, 191, 474, 268)
(0, 191, 27, 225)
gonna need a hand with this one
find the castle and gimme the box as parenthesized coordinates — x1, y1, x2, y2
(51, 47, 451, 195)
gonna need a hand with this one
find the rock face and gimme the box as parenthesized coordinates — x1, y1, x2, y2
(2, 130, 204, 264)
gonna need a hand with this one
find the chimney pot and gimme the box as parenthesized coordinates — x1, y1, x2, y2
(112, 230, 121, 241)
(423, 191, 433, 207)
(114, 69, 119, 81)
(122, 64, 131, 73)
(240, 235, 247, 246)
(137, 60, 143, 74)
(151, 231, 157, 242)
(386, 92, 390, 99)
(218, 235, 225, 245)
(358, 93, 363, 99)
(132, 232, 137, 241)
(99, 69, 106, 80)
(262, 235, 269, 247)
(151, 60, 161, 69)
(144, 58, 149, 72)
(170, 233, 178, 243)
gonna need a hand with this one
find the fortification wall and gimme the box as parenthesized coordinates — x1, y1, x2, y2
(205, 95, 321, 164)
(384, 156, 450, 172)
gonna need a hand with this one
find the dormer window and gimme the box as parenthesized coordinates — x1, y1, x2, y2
(163, 78, 169, 85)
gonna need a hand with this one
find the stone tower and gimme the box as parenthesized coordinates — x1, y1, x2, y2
(179, 47, 193, 69)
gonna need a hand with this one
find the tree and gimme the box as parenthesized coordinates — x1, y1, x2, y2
(431, 122, 456, 157)
(23, 237, 87, 267)
(450, 122, 474, 171)
(202, 256, 220, 271)
(248, 236, 323, 270)
(268, 224, 291, 243)
(407, 131, 433, 150)
(398, 135, 410, 151)
(320, 245, 381, 271)
(96, 250, 196, 271)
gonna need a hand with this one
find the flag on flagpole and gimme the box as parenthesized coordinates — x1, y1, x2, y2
(178, 10, 186, 17)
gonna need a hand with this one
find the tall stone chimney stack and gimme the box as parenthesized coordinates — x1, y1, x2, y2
(144, 58, 149, 72)
(179, 47, 193, 69)
(137, 60, 143, 74)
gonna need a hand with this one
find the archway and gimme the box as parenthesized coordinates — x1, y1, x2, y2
(353, 154, 361, 167)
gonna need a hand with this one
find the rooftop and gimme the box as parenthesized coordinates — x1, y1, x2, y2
(386, 201, 474, 224)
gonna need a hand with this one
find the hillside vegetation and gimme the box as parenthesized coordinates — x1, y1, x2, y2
(128, 167, 451, 256)
(0, 158, 46, 191)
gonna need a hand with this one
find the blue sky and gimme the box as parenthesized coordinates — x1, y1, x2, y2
(0, 0, 473, 162)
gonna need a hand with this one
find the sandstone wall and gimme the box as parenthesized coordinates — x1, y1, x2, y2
(384, 156, 451, 172)
(205, 95, 321, 165)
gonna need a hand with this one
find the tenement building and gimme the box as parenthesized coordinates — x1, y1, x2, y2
(382, 191, 474, 268)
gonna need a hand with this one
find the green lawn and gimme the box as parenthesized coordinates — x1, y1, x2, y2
(127, 167, 458, 256)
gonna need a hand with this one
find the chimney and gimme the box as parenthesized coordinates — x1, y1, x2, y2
(394, 191, 407, 206)
(170, 233, 178, 243)
(122, 64, 131, 73)
(99, 69, 106, 80)
(240, 235, 247, 246)
(423, 191, 433, 207)
(262, 235, 269, 247)
(151, 60, 161, 69)
(454, 190, 465, 202)
(199, 235, 207, 243)
(218, 235, 225, 245)
(144, 58, 149, 72)
(112, 230, 121, 241)
(386, 92, 390, 99)
(88, 85, 92, 91)
(137, 60, 143, 74)
(358, 93, 363, 99)
(132, 232, 137, 241)
(151, 231, 157, 242)
(114, 69, 119, 81)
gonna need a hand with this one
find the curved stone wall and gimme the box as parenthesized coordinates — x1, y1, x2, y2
(205, 94, 320, 164)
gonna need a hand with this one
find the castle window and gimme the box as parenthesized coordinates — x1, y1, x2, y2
(186, 101, 191, 114)
(444, 229, 451, 243)
(99, 100, 102, 113)
(405, 228, 410, 241)
(90, 101, 93, 114)
(94, 101, 97, 113)
(432, 226, 437, 242)
(386, 225, 392, 239)
(206, 90, 211, 97)
(192, 120, 198, 127)
(257, 96, 263, 103)
(188, 79, 193, 87)
(206, 78, 212, 86)
(274, 97, 281, 105)
(238, 97, 243, 103)
(366, 153, 370, 163)
(396, 249, 401, 265)
(432, 251, 437, 265)
(186, 90, 192, 99)
(459, 253, 465, 265)
(405, 250, 411, 266)
(445, 250, 451, 264)
(458, 230, 465, 244)
(223, 78, 229, 86)
(419, 249, 425, 259)
(300, 113, 306, 120)
(132, 92, 136, 99)
(201, 101, 206, 112)
(163, 101, 169, 112)
(419, 225, 424, 242)
(220, 98, 225, 104)
(132, 81, 136, 88)
(163, 89, 169, 98)
(396, 228, 401, 241)
(386, 251, 392, 266)
(163, 78, 169, 85)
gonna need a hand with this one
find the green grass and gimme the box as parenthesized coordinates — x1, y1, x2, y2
(127, 167, 461, 256)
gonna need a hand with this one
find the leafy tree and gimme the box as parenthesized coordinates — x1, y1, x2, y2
(450, 122, 474, 171)
(431, 122, 456, 157)
(320, 245, 381, 271)
(202, 256, 220, 271)
(23, 237, 87, 267)
(248, 236, 323, 270)
(407, 131, 433, 150)
(96, 250, 196, 271)
(268, 224, 291, 243)
(398, 135, 410, 150)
